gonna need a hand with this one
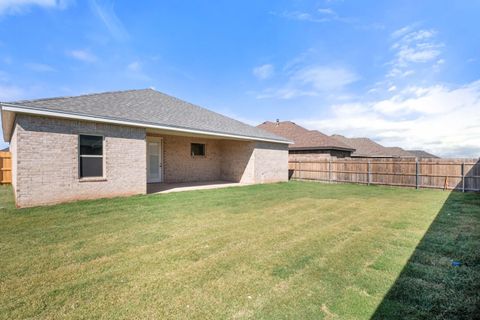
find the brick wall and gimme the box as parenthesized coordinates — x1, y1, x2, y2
(162, 134, 222, 182)
(253, 142, 289, 183)
(219, 140, 256, 183)
(13, 115, 146, 207)
(157, 135, 288, 184)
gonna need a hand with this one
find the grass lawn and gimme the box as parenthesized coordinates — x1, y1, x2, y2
(0, 182, 478, 319)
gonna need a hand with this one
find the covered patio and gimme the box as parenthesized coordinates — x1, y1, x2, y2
(145, 130, 262, 186)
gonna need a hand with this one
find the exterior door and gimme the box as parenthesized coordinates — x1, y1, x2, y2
(147, 139, 163, 183)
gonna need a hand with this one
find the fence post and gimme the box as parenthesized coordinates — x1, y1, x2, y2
(367, 160, 371, 186)
(299, 161, 302, 180)
(461, 162, 465, 192)
(328, 159, 332, 183)
(415, 159, 419, 189)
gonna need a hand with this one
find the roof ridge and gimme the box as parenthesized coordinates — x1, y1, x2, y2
(6, 88, 153, 104)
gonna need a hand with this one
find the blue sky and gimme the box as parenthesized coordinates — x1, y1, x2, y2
(0, 0, 479, 157)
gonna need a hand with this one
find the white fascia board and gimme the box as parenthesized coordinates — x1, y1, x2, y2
(1, 103, 292, 144)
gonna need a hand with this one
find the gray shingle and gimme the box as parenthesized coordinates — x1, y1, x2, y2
(258, 121, 354, 151)
(6, 89, 288, 142)
(406, 150, 440, 159)
(331, 135, 415, 158)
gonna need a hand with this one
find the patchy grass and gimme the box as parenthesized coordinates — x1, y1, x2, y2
(0, 182, 478, 319)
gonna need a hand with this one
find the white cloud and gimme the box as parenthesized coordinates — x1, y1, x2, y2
(292, 66, 358, 91)
(391, 25, 412, 39)
(297, 81, 480, 158)
(127, 61, 141, 72)
(257, 65, 358, 99)
(275, 11, 320, 22)
(253, 64, 274, 80)
(0, 0, 71, 15)
(67, 49, 97, 63)
(271, 8, 349, 23)
(125, 60, 151, 81)
(388, 26, 443, 78)
(317, 8, 335, 15)
(89, 0, 128, 41)
(271, 7, 382, 30)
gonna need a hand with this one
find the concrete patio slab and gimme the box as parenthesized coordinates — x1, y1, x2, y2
(147, 181, 246, 194)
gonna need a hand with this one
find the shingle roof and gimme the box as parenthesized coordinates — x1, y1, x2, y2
(0, 147, 8, 152)
(331, 135, 414, 158)
(257, 121, 354, 151)
(385, 147, 415, 158)
(3, 89, 288, 143)
(406, 150, 440, 159)
(331, 135, 388, 157)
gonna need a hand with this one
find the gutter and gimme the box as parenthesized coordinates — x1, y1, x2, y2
(1, 103, 293, 145)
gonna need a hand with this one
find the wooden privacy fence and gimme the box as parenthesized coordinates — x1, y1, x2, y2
(0, 151, 12, 184)
(289, 158, 480, 192)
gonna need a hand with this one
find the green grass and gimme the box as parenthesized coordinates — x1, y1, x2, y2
(0, 182, 478, 319)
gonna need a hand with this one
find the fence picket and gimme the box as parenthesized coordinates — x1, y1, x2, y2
(0, 151, 12, 184)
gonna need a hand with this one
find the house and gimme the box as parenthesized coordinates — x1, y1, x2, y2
(1, 89, 290, 207)
(406, 150, 440, 159)
(0, 147, 8, 152)
(257, 121, 355, 160)
(331, 135, 414, 158)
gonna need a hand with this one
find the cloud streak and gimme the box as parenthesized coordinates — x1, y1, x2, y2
(89, 0, 128, 41)
(67, 49, 97, 62)
(0, 0, 71, 15)
(271, 8, 352, 24)
(388, 26, 444, 78)
(257, 65, 359, 99)
(253, 64, 274, 80)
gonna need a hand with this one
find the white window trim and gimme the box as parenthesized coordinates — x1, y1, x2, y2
(78, 134, 106, 180)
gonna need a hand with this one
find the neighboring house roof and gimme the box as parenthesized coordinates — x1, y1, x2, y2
(0, 147, 8, 152)
(331, 135, 414, 158)
(406, 150, 440, 159)
(0, 89, 290, 144)
(257, 121, 354, 151)
(385, 147, 415, 158)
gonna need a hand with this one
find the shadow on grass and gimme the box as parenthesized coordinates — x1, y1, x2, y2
(371, 161, 480, 319)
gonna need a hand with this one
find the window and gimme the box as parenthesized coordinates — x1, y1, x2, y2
(191, 143, 205, 157)
(79, 135, 103, 178)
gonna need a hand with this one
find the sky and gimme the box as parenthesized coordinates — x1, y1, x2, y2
(0, 0, 479, 157)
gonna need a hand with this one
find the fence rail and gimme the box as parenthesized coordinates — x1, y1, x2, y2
(0, 151, 12, 184)
(289, 158, 480, 192)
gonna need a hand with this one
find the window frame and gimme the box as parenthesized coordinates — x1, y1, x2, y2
(190, 142, 206, 157)
(78, 134, 105, 180)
